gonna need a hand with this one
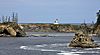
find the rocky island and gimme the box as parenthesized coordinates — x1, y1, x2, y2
(0, 13, 26, 37)
(69, 32, 100, 48)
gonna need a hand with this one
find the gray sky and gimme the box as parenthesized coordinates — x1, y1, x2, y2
(0, 0, 100, 23)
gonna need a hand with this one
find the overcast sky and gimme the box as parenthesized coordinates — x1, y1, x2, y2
(0, 0, 100, 23)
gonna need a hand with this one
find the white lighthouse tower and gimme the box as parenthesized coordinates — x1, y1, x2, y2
(54, 19, 59, 24)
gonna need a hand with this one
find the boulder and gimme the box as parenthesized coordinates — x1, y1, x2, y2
(6, 26, 16, 36)
(69, 32, 100, 48)
(0, 23, 26, 37)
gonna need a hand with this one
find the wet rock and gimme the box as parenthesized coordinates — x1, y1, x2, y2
(69, 32, 100, 48)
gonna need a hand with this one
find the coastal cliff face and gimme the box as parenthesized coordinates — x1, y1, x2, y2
(0, 23, 26, 37)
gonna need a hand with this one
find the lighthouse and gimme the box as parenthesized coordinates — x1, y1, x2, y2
(54, 19, 59, 24)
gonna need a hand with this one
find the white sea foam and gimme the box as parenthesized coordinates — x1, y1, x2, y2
(84, 48, 93, 50)
(50, 43, 67, 47)
(32, 43, 68, 48)
(40, 49, 58, 52)
(35, 44, 47, 47)
(84, 47, 100, 50)
(94, 47, 100, 49)
(71, 49, 77, 51)
(20, 46, 28, 49)
(20, 45, 100, 55)
(20, 45, 63, 52)
(20, 43, 68, 52)
(51, 43, 67, 46)
(57, 50, 100, 55)
(20, 46, 36, 50)
(57, 52, 79, 55)
(20, 43, 100, 55)
(71, 51, 99, 54)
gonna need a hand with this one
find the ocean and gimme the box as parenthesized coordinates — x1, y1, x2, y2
(0, 32, 100, 55)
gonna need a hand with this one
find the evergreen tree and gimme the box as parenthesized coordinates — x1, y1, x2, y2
(15, 13, 18, 23)
(8, 16, 10, 22)
(96, 10, 100, 25)
(2, 16, 5, 23)
(12, 12, 15, 22)
(5, 16, 8, 22)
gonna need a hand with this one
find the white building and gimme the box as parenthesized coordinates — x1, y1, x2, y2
(54, 19, 59, 24)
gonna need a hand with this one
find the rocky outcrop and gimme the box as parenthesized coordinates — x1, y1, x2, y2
(6, 26, 17, 36)
(0, 23, 26, 37)
(69, 32, 99, 48)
